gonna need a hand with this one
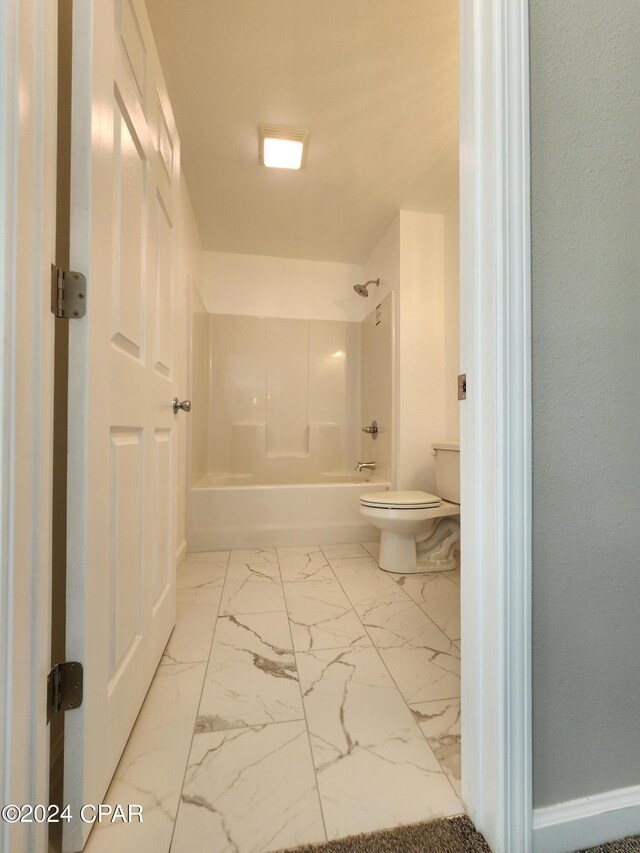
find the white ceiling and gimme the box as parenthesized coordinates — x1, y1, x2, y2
(145, 0, 459, 264)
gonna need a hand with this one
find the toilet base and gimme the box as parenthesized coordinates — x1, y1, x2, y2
(378, 518, 461, 575)
(416, 555, 457, 573)
(378, 533, 419, 574)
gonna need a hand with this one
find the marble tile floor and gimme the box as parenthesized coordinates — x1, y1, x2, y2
(85, 543, 462, 853)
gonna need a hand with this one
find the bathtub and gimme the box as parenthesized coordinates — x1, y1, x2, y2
(187, 473, 391, 551)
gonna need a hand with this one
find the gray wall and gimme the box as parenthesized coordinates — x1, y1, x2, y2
(531, 1, 640, 808)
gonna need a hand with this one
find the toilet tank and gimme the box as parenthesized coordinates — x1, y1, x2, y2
(432, 441, 460, 504)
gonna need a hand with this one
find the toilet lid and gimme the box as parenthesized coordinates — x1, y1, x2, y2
(360, 490, 441, 509)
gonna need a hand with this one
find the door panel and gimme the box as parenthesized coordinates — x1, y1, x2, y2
(154, 197, 174, 376)
(112, 100, 147, 358)
(65, 1, 180, 848)
(109, 428, 144, 674)
(119, 0, 146, 99)
(153, 429, 173, 603)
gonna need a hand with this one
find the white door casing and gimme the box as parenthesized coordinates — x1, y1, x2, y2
(64, 1, 180, 849)
(459, 1, 532, 851)
(0, 1, 57, 853)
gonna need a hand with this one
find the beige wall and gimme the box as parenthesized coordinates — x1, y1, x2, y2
(190, 284, 209, 484)
(361, 210, 455, 492)
(175, 179, 203, 552)
(531, 0, 640, 808)
(202, 251, 368, 322)
(363, 216, 400, 312)
(443, 197, 460, 441)
(397, 210, 446, 492)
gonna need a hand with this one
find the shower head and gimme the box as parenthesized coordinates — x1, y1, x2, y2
(353, 278, 380, 297)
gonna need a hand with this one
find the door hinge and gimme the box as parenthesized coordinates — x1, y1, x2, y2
(458, 373, 467, 401)
(47, 661, 84, 723)
(51, 265, 87, 319)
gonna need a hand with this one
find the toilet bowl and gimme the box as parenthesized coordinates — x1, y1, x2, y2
(359, 442, 460, 574)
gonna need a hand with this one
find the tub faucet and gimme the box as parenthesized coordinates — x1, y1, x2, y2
(355, 461, 376, 472)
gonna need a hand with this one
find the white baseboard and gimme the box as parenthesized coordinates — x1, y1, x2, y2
(533, 784, 640, 853)
(175, 539, 187, 565)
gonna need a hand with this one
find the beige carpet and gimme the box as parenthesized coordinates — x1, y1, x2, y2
(282, 816, 491, 852)
(281, 816, 640, 853)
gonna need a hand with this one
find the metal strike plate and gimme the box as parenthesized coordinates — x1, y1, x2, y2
(458, 373, 467, 401)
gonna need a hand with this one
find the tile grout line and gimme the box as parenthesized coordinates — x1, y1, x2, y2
(217, 608, 288, 617)
(321, 545, 461, 673)
(167, 548, 232, 853)
(281, 584, 370, 655)
(410, 694, 462, 704)
(319, 543, 463, 812)
(406, 692, 464, 798)
(277, 546, 331, 846)
(218, 548, 287, 618)
(330, 548, 462, 653)
(395, 573, 461, 644)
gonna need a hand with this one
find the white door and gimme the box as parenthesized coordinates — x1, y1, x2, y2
(64, 1, 180, 849)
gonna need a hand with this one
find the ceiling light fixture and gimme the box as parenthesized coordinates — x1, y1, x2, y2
(259, 125, 309, 170)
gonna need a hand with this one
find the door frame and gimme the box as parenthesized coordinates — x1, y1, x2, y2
(0, 1, 532, 851)
(459, 1, 532, 851)
(0, 1, 58, 852)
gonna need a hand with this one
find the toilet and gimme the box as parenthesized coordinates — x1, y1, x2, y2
(359, 442, 460, 574)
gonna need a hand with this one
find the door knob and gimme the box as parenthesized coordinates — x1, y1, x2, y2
(172, 398, 191, 414)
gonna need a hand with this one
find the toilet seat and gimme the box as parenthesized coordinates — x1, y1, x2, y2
(360, 490, 441, 510)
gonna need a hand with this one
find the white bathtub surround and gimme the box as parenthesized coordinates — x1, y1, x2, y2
(203, 313, 361, 480)
(101, 544, 461, 852)
(188, 478, 389, 551)
(360, 292, 394, 480)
